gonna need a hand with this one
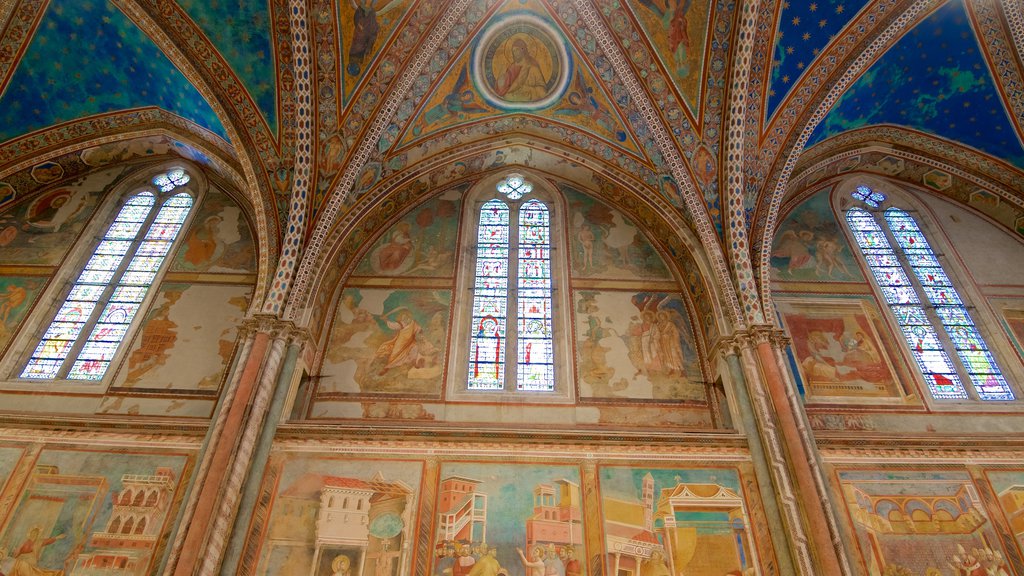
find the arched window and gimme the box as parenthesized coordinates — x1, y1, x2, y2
(845, 186, 1014, 401)
(467, 174, 554, 392)
(18, 168, 193, 381)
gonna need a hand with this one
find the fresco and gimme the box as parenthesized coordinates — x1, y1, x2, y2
(431, 461, 585, 575)
(1001, 308, 1024, 359)
(0, 445, 191, 576)
(340, 0, 415, 105)
(0, 277, 46, 353)
(80, 135, 214, 169)
(575, 291, 703, 402)
(766, 0, 871, 118)
(250, 453, 423, 576)
(400, 7, 639, 155)
(837, 469, 1012, 576)
(984, 470, 1024, 556)
(351, 192, 460, 278)
(626, 0, 711, 113)
(320, 288, 450, 396)
(771, 189, 863, 282)
(111, 283, 251, 391)
(599, 466, 758, 576)
(0, 0, 226, 142)
(170, 189, 257, 274)
(777, 299, 904, 400)
(808, 0, 1024, 168)
(0, 169, 116, 266)
(564, 187, 671, 280)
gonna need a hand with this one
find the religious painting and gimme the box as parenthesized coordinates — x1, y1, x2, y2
(0, 446, 191, 576)
(626, 0, 711, 112)
(320, 288, 450, 396)
(984, 470, 1024, 556)
(598, 466, 759, 576)
(0, 276, 46, 352)
(777, 299, 904, 400)
(170, 188, 256, 274)
(0, 169, 114, 266)
(564, 187, 672, 280)
(80, 135, 213, 168)
(575, 290, 703, 402)
(111, 283, 251, 391)
(771, 189, 863, 282)
(339, 0, 414, 104)
(472, 13, 570, 110)
(836, 469, 1012, 576)
(430, 461, 585, 576)
(249, 453, 423, 576)
(352, 192, 460, 278)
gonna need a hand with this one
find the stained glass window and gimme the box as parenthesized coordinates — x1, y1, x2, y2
(884, 208, 1014, 401)
(846, 204, 1014, 401)
(21, 174, 193, 381)
(852, 185, 887, 208)
(467, 176, 555, 392)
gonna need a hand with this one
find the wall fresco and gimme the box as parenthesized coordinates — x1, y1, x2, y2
(564, 187, 672, 281)
(575, 291, 702, 402)
(0, 276, 46, 353)
(599, 466, 759, 576)
(985, 470, 1024, 557)
(0, 169, 116, 266)
(351, 192, 461, 278)
(837, 469, 1012, 576)
(431, 461, 585, 575)
(777, 299, 905, 400)
(320, 288, 451, 397)
(111, 283, 251, 391)
(170, 188, 257, 274)
(0, 445, 191, 576)
(250, 454, 423, 576)
(771, 189, 863, 282)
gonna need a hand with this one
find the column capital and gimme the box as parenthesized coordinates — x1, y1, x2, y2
(239, 315, 311, 344)
(718, 324, 790, 355)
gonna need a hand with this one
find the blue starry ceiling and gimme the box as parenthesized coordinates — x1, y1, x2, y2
(807, 0, 1024, 168)
(767, 0, 871, 120)
(174, 0, 278, 137)
(0, 0, 226, 143)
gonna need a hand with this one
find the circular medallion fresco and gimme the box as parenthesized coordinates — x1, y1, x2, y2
(472, 14, 571, 111)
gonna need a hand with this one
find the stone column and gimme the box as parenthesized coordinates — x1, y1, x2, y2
(743, 326, 851, 575)
(164, 316, 303, 576)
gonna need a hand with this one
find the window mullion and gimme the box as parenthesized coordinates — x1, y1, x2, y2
(507, 200, 519, 390)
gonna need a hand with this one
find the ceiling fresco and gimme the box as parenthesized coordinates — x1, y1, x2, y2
(0, 0, 226, 143)
(173, 0, 278, 137)
(807, 0, 1024, 168)
(765, 0, 871, 121)
(338, 0, 415, 107)
(393, 4, 645, 159)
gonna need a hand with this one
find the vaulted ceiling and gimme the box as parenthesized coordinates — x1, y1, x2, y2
(0, 0, 1021, 328)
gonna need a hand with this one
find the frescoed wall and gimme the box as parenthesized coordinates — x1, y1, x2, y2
(985, 470, 1024, 556)
(836, 469, 1014, 576)
(770, 188, 862, 283)
(0, 442, 193, 576)
(320, 288, 451, 397)
(171, 188, 257, 274)
(351, 193, 460, 278)
(0, 276, 46, 353)
(574, 290, 701, 402)
(111, 283, 251, 391)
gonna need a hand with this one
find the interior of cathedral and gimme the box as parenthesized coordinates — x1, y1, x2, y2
(0, 0, 1022, 574)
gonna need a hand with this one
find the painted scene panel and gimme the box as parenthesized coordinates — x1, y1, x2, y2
(352, 192, 461, 278)
(563, 187, 671, 281)
(770, 189, 863, 282)
(320, 288, 451, 396)
(0, 447, 191, 576)
(625, 0, 710, 111)
(778, 299, 904, 400)
(599, 466, 759, 576)
(0, 169, 117, 266)
(985, 470, 1024, 559)
(0, 276, 47, 353)
(837, 470, 1012, 576)
(575, 291, 702, 401)
(111, 283, 251, 391)
(252, 454, 423, 576)
(431, 462, 585, 576)
(170, 188, 256, 273)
